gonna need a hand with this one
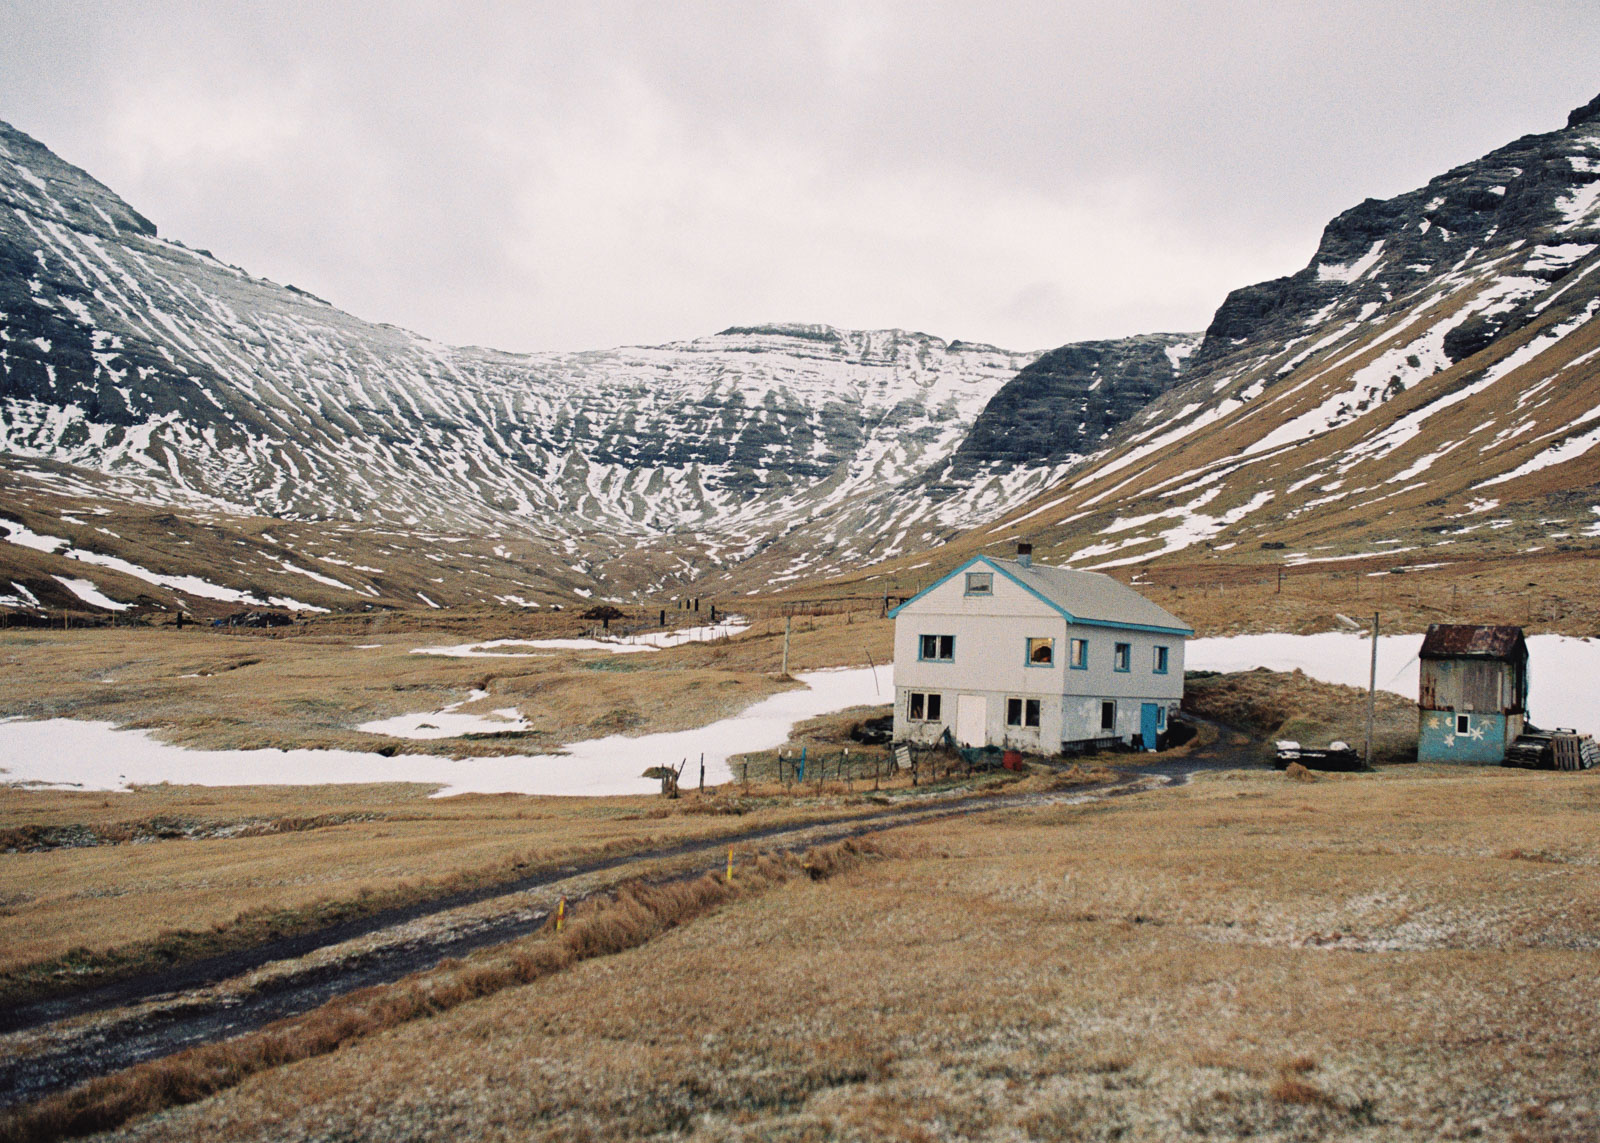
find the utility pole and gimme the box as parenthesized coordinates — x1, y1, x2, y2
(781, 614, 791, 676)
(1365, 612, 1380, 768)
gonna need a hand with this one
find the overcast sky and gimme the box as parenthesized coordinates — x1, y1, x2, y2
(3, 2, 1598, 354)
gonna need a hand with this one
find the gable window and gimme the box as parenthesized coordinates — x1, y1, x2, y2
(964, 571, 993, 596)
(908, 692, 943, 721)
(1113, 642, 1131, 672)
(1069, 638, 1089, 669)
(1006, 697, 1041, 728)
(1154, 646, 1169, 674)
(1026, 637, 1054, 667)
(1456, 713, 1470, 735)
(1100, 700, 1116, 731)
(919, 634, 955, 662)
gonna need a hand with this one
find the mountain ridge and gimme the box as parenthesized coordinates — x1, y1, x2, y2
(0, 118, 1185, 613)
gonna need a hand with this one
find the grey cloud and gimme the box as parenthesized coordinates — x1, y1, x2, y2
(2, 1, 1597, 352)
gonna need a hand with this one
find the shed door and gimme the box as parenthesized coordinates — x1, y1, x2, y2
(956, 694, 987, 747)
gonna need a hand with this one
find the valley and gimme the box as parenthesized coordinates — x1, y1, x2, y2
(3, 79, 1600, 1143)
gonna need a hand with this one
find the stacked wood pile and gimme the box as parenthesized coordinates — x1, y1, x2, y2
(1504, 730, 1599, 770)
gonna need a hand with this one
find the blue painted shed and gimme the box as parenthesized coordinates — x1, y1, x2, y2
(1416, 624, 1528, 764)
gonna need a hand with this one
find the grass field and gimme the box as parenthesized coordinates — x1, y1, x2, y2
(1183, 668, 1421, 764)
(0, 609, 890, 755)
(60, 762, 1599, 1143)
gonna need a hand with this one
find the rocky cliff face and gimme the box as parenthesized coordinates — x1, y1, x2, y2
(947, 92, 1600, 572)
(938, 333, 1197, 482)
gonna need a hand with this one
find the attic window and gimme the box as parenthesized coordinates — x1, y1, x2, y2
(1027, 637, 1054, 666)
(964, 572, 993, 596)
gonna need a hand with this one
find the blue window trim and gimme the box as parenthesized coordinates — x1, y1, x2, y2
(918, 634, 955, 662)
(1153, 646, 1169, 674)
(1113, 642, 1131, 673)
(1069, 637, 1089, 670)
(1025, 637, 1055, 668)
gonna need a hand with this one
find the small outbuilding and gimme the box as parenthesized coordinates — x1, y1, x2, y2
(889, 544, 1191, 753)
(1417, 624, 1529, 764)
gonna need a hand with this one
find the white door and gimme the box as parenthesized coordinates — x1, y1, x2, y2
(956, 694, 987, 747)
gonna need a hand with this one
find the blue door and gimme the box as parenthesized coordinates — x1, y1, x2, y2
(1140, 703, 1161, 751)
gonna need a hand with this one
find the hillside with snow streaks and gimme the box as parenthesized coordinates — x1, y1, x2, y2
(936, 92, 1600, 572)
(4, 117, 1127, 606)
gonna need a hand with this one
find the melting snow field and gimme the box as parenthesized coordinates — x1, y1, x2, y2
(4, 633, 1597, 798)
(412, 618, 751, 658)
(1188, 632, 1600, 737)
(0, 666, 891, 798)
(356, 689, 531, 740)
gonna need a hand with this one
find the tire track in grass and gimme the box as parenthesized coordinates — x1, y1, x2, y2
(0, 733, 1254, 1117)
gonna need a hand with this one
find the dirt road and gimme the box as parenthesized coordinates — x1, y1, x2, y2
(0, 727, 1257, 1110)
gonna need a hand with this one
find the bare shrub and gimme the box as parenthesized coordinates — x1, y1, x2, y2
(0, 840, 877, 1143)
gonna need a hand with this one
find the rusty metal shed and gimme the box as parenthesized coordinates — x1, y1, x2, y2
(1417, 624, 1528, 764)
(1419, 625, 1527, 662)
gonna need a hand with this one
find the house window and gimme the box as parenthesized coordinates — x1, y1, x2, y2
(1101, 700, 1116, 731)
(1154, 646, 1169, 674)
(1069, 638, 1088, 669)
(1113, 643, 1131, 672)
(908, 692, 942, 721)
(964, 571, 993, 596)
(1456, 713, 1470, 735)
(919, 634, 955, 662)
(1026, 637, 1054, 666)
(1158, 706, 1167, 729)
(1006, 697, 1041, 728)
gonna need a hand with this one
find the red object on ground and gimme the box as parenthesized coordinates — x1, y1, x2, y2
(1002, 750, 1023, 771)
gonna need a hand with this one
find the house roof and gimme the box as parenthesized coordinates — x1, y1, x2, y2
(1419, 623, 1527, 661)
(891, 555, 1193, 635)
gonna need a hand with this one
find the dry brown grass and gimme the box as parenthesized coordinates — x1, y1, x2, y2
(1185, 666, 1419, 763)
(0, 841, 879, 1143)
(0, 776, 899, 999)
(0, 625, 804, 756)
(80, 765, 1600, 1142)
(782, 546, 1600, 641)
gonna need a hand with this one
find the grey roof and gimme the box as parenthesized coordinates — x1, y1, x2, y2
(989, 558, 1193, 633)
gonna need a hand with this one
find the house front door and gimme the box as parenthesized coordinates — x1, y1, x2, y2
(1140, 703, 1161, 751)
(956, 694, 987, 747)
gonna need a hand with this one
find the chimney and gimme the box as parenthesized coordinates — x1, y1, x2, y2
(1016, 542, 1033, 568)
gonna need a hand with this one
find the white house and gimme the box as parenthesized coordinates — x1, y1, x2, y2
(889, 545, 1191, 752)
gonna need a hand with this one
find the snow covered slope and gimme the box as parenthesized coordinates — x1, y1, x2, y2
(947, 92, 1600, 572)
(0, 118, 1202, 611)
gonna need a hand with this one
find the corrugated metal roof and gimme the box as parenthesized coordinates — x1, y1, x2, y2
(989, 559, 1192, 633)
(1419, 623, 1527, 660)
